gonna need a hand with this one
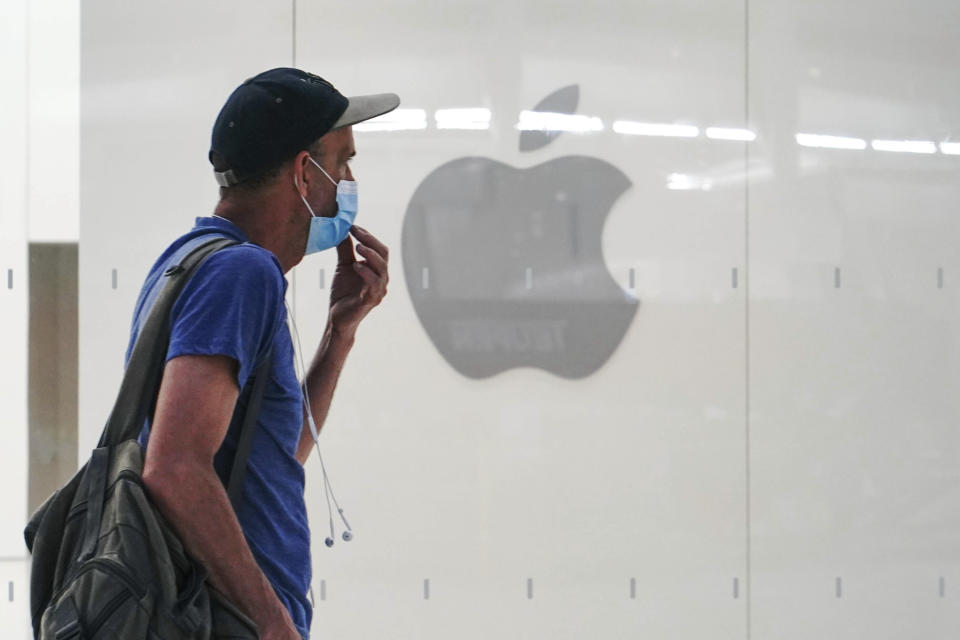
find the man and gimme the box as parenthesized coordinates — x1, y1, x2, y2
(125, 68, 399, 640)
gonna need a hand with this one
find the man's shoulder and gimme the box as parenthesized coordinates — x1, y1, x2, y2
(193, 241, 286, 292)
(209, 241, 282, 270)
(163, 239, 288, 324)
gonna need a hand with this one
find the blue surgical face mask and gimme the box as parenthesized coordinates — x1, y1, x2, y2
(297, 156, 357, 256)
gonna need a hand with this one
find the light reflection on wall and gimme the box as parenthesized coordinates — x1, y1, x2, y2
(940, 142, 960, 155)
(706, 127, 757, 141)
(361, 108, 959, 145)
(352, 108, 427, 131)
(435, 108, 491, 130)
(796, 133, 867, 149)
(355, 109, 960, 193)
(870, 139, 937, 154)
(515, 110, 603, 133)
(612, 120, 699, 137)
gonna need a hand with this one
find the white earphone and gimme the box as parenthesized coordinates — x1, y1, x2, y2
(286, 302, 354, 548)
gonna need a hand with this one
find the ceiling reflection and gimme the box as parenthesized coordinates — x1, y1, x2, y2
(706, 127, 756, 141)
(435, 108, 491, 130)
(353, 109, 960, 160)
(940, 142, 960, 155)
(353, 108, 427, 131)
(795, 133, 867, 150)
(870, 140, 937, 154)
(516, 110, 603, 133)
(612, 120, 699, 137)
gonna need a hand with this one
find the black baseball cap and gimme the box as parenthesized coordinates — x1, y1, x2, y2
(209, 67, 400, 187)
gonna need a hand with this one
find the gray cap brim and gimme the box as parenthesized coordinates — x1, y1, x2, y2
(333, 93, 401, 129)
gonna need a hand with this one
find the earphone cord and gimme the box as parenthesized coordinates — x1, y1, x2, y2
(286, 302, 350, 529)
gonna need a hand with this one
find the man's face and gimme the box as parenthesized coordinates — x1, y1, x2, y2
(311, 125, 356, 217)
(327, 125, 356, 183)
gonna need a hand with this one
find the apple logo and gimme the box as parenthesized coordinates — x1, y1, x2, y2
(402, 85, 638, 379)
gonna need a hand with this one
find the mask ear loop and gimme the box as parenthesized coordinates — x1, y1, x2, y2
(285, 301, 353, 544)
(294, 174, 320, 220)
(309, 156, 339, 187)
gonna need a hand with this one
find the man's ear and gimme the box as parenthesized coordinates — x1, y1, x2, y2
(292, 150, 313, 196)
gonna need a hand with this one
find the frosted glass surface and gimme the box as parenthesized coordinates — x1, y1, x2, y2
(0, 0, 31, 561)
(27, 0, 80, 242)
(42, 0, 960, 639)
(749, 1, 960, 637)
(293, 0, 747, 638)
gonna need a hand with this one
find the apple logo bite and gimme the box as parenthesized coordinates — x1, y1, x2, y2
(402, 85, 639, 379)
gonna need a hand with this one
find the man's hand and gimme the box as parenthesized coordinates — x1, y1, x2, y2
(328, 225, 389, 336)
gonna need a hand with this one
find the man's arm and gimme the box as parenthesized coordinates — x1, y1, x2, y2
(142, 354, 301, 640)
(294, 225, 388, 465)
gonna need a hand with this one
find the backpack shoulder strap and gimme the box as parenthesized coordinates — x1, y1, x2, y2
(98, 236, 238, 448)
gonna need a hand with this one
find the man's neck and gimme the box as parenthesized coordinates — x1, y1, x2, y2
(212, 197, 303, 273)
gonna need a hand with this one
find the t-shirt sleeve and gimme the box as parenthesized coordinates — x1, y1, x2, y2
(167, 244, 284, 389)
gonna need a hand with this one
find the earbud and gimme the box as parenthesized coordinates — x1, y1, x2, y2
(338, 508, 353, 542)
(286, 301, 356, 551)
(323, 509, 353, 546)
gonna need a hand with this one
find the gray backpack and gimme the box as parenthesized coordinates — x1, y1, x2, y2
(25, 237, 270, 639)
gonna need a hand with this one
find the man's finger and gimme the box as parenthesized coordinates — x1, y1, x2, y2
(349, 226, 389, 262)
(355, 243, 388, 279)
(336, 231, 356, 265)
(353, 262, 380, 289)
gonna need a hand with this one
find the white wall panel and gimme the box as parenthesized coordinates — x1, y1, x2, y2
(750, 1, 960, 638)
(70, 1, 960, 639)
(79, 0, 295, 457)
(27, 0, 80, 243)
(294, 0, 747, 638)
(1, 0, 32, 636)
(0, 560, 30, 639)
(0, 0, 31, 563)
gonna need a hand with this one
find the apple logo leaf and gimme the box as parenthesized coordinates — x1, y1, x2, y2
(519, 84, 579, 153)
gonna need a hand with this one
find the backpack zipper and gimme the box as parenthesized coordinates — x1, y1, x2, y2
(84, 589, 132, 637)
(87, 557, 148, 600)
(50, 555, 149, 610)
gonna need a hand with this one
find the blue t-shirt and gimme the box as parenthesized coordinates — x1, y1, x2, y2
(125, 216, 312, 638)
